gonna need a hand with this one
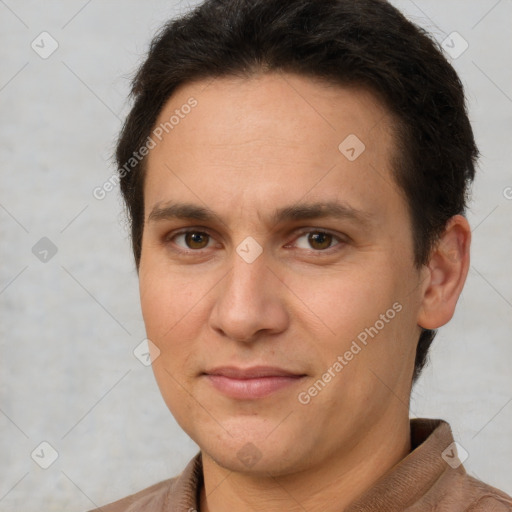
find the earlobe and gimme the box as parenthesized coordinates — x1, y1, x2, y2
(417, 215, 471, 330)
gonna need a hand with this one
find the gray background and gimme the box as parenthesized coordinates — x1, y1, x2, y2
(1, 1, 511, 510)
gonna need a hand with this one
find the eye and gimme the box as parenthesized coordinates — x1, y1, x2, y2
(170, 230, 215, 251)
(165, 228, 346, 255)
(292, 230, 343, 251)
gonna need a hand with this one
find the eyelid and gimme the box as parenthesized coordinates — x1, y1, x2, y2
(164, 227, 218, 253)
(164, 226, 347, 253)
(290, 227, 347, 246)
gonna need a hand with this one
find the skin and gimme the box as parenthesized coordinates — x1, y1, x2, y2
(138, 72, 471, 512)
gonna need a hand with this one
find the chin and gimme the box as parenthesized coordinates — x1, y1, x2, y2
(192, 420, 317, 477)
(203, 441, 303, 476)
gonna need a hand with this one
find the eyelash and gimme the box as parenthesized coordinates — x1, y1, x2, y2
(164, 228, 346, 256)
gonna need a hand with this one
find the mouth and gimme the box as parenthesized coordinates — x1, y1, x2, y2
(202, 366, 307, 400)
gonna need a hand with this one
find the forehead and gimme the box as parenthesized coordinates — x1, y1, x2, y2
(150, 72, 394, 155)
(144, 72, 403, 228)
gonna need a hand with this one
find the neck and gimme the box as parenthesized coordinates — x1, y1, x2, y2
(199, 413, 411, 512)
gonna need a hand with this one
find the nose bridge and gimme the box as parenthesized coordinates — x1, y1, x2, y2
(225, 241, 269, 303)
(210, 240, 286, 341)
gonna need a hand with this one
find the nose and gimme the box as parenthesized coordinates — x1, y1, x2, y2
(208, 247, 289, 343)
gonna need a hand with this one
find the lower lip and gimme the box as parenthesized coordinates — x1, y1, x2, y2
(204, 375, 305, 399)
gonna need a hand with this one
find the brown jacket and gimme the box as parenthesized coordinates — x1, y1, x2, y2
(90, 418, 512, 511)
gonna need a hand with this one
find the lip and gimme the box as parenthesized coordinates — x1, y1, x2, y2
(202, 366, 306, 399)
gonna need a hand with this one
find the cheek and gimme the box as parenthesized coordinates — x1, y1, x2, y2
(285, 263, 397, 344)
(139, 273, 174, 341)
(139, 257, 200, 340)
(138, 259, 214, 383)
(139, 266, 202, 424)
(285, 262, 412, 393)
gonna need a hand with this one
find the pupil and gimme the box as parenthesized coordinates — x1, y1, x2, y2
(187, 232, 207, 248)
(310, 232, 331, 250)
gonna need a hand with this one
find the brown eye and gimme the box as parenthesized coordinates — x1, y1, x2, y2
(293, 230, 341, 251)
(168, 230, 213, 251)
(184, 231, 210, 249)
(308, 232, 333, 250)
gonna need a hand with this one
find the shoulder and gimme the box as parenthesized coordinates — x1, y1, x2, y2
(440, 470, 512, 511)
(463, 475, 512, 511)
(86, 477, 176, 512)
(410, 419, 512, 511)
(86, 452, 203, 512)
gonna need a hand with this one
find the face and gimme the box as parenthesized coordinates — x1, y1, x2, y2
(139, 73, 427, 475)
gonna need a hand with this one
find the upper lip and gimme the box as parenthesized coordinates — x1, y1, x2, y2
(204, 366, 305, 379)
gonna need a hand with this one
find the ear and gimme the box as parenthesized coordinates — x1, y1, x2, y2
(417, 214, 471, 329)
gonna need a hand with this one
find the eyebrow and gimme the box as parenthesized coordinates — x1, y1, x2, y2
(147, 200, 374, 229)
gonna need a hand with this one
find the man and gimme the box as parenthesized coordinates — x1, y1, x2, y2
(92, 0, 512, 510)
